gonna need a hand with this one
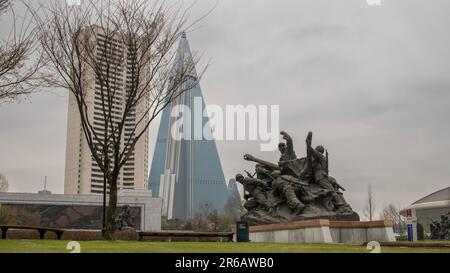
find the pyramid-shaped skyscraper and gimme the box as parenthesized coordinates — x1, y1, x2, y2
(149, 33, 233, 220)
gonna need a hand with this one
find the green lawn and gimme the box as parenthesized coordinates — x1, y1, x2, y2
(0, 240, 449, 253)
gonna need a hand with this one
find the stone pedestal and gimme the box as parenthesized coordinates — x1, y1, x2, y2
(238, 220, 396, 244)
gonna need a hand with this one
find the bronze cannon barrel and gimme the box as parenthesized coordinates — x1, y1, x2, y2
(243, 154, 280, 171)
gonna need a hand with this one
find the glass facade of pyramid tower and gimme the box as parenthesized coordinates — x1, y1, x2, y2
(148, 33, 234, 220)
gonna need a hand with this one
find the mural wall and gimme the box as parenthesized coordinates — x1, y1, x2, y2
(0, 203, 141, 230)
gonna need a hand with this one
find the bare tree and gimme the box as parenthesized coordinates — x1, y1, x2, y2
(207, 209, 220, 232)
(0, 0, 11, 13)
(30, 0, 204, 240)
(224, 184, 244, 222)
(380, 204, 406, 235)
(362, 184, 376, 221)
(0, 0, 43, 103)
(190, 201, 215, 231)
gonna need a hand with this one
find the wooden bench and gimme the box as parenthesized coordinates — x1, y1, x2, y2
(138, 231, 234, 242)
(0, 225, 65, 240)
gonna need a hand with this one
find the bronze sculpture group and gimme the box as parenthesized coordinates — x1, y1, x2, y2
(430, 213, 450, 240)
(236, 131, 360, 225)
(115, 205, 135, 231)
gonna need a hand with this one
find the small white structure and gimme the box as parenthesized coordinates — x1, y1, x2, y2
(0, 174, 8, 193)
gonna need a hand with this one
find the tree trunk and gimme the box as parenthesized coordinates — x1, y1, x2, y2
(104, 176, 118, 240)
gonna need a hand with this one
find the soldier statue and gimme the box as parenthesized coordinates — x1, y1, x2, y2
(306, 135, 352, 213)
(279, 131, 297, 162)
(236, 174, 273, 213)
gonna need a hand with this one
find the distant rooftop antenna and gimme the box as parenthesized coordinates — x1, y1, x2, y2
(39, 176, 52, 195)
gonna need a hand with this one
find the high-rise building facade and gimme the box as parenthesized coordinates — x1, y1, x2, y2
(149, 33, 232, 220)
(64, 26, 149, 195)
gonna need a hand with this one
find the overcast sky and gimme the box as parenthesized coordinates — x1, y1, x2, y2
(1, 0, 450, 217)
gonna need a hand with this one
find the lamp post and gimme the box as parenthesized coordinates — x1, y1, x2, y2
(102, 173, 107, 238)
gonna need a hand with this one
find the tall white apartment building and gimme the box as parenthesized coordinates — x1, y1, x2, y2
(64, 26, 149, 195)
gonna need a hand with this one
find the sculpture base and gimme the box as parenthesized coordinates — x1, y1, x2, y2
(242, 204, 360, 226)
(233, 220, 396, 244)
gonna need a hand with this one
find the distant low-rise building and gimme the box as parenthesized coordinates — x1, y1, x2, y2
(401, 187, 450, 234)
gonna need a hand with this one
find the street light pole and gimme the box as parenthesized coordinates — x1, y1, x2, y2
(102, 174, 107, 238)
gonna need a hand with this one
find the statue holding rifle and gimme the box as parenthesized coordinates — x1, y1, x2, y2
(306, 133, 353, 213)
